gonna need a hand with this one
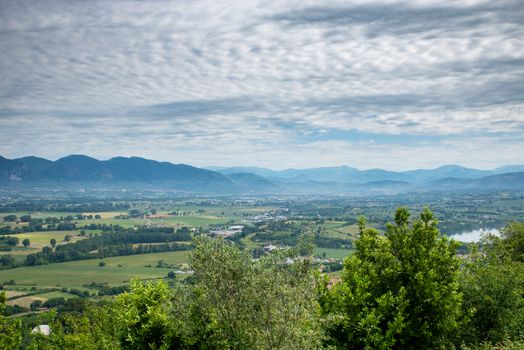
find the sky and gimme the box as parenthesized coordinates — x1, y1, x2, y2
(0, 0, 523, 170)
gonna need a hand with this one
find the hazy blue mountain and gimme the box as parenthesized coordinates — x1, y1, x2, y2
(1, 155, 523, 195)
(429, 172, 524, 191)
(213, 164, 495, 183)
(477, 172, 524, 189)
(40, 155, 112, 181)
(0, 155, 231, 188)
(0, 156, 27, 181)
(225, 172, 279, 192)
(402, 165, 489, 183)
(14, 156, 52, 171)
(105, 157, 227, 182)
(212, 167, 284, 179)
(217, 166, 362, 182)
(493, 165, 524, 174)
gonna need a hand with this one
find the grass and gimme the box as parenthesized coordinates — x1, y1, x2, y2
(10, 231, 84, 247)
(0, 251, 190, 289)
(7, 291, 78, 308)
(314, 247, 354, 260)
(4, 290, 26, 299)
(153, 215, 232, 227)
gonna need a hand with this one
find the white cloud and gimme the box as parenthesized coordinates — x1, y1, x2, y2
(0, 0, 523, 169)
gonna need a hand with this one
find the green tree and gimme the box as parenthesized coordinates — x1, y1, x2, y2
(0, 291, 23, 348)
(22, 238, 30, 247)
(20, 215, 31, 222)
(50, 238, 57, 248)
(500, 222, 524, 262)
(323, 208, 462, 349)
(188, 236, 322, 349)
(458, 222, 524, 344)
(116, 279, 174, 350)
(30, 299, 43, 311)
(2, 215, 17, 222)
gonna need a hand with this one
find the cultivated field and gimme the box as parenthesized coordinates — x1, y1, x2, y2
(0, 251, 190, 289)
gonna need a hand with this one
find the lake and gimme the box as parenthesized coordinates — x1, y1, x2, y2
(448, 228, 500, 243)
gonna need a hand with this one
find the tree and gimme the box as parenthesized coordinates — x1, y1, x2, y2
(188, 236, 323, 349)
(167, 271, 176, 279)
(99, 261, 106, 267)
(30, 300, 43, 311)
(19, 215, 31, 223)
(22, 239, 30, 247)
(0, 291, 23, 348)
(50, 238, 56, 248)
(458, 222, 524, 344)
(116, 279, 173, 349)
(0, 255, 16, 268)
(322, 208, 462, 349)
(500, 222, 524, 262)
(2, 215, 17, 222)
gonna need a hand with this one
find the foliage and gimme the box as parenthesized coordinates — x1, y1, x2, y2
(0, 291, 23, 349)
(116, 279, 186, 350)
(322, 208, 462, 349)
(186, 235, 323, 349)
(25, 304, 121, 350)
(458, 222, 524, 345)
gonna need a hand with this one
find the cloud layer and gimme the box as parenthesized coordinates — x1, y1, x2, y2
(0, 0, 523, 170)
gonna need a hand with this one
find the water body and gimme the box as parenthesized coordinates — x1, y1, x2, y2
(448, 228, 500, 243)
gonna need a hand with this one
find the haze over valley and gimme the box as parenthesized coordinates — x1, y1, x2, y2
(1, 1, 523, 349)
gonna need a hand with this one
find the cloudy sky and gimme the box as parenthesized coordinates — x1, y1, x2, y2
(0, 0, 523, 170)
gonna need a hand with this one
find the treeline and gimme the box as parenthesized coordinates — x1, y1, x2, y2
(0, 201, 130, 213)
(0, 214, 107, 235)
(254, 231, 352, 249)
(26, 242, 191, 266)
(25, 228, 192, 266)
(0, 227, 192, 268)
(1, 208, 523, 349)
(0, 222, 77, 235)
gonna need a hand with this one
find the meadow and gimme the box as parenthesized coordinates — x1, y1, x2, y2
(0, 251, 190, 289)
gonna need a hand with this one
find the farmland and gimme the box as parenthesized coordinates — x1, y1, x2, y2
(1, 251, 190, 289)
(1, 192, 523, 318)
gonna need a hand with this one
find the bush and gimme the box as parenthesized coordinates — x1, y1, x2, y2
(322, 209, 462, 349)
(2, 215, 17, 222)
(43, 297, 65, 308)
(30, 300, 43, 311)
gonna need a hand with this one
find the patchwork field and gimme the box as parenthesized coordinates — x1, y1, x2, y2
(0, 251, 190, 289)
(314, 247, 354, 260)
(7, 291, 78, 308)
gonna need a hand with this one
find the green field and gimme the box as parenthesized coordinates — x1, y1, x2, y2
(0, 231, 88, 259)
(0, 251, 190, 289)
(11, 231, 84, 247)
(314, 247, 354, 260)
(7, 291, 78, 308)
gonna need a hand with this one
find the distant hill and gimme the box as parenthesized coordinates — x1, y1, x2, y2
(1, 155, 523, 195)
(0, 156, 28, 181)
(430, 172, 524, 191)
(14, 156, 52, 171)
(213, 164, 505, 184)
(225, 172, 279, 192)
(0, 155, 233, 192)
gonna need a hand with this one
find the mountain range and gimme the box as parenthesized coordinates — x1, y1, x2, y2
(1, 155, 523, 195)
